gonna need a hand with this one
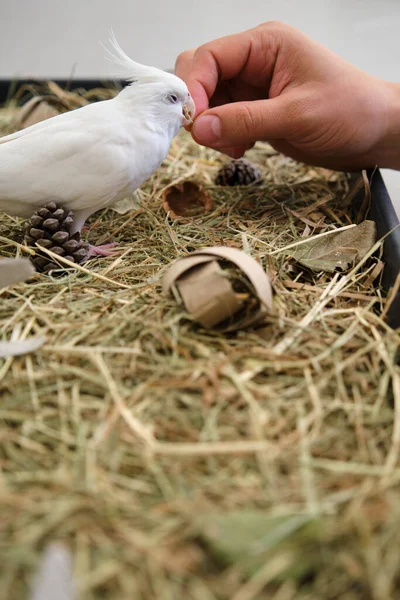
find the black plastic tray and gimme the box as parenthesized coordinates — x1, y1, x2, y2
(1, 79, 399, 328)
(368, 169, 400, 328)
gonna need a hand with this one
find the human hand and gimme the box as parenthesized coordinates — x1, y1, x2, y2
(176, 22, 400, 171)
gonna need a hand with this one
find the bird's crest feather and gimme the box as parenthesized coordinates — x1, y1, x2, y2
(105, 30, 167, 83)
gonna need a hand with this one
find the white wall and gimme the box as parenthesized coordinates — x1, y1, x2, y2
(2, 0, 400, 80)
(1, 0, 400, 215)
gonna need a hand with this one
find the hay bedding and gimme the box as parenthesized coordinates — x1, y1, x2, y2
(0, 85, 399, 600)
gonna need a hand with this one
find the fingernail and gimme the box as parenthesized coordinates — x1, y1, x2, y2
(193, 115, 221, 144)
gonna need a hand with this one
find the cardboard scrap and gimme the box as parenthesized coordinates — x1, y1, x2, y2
(162, 247, 274, 331)
(172, 259, 240, 328)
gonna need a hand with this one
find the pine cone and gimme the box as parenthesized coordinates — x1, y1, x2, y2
(24, 202, 88, 272)
(215, 158, 263, 186)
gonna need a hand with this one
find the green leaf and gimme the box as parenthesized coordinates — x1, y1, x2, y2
(197, 511, 325, 581)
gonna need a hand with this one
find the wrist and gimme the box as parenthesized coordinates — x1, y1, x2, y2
(369, 81, 400, 170)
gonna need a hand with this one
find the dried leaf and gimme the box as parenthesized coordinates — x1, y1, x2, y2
(0, 336, 46, 358)
(355, 170, 372, 223)
(290, 220, 376, 272)
(0, 257, 35, 288)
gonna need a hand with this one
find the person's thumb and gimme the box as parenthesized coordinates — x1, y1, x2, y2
(191, 98, 293, 149)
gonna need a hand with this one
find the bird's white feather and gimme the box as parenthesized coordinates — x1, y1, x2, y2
(0, 100, 170, 222)
(0, 34, 195, 234)
(104, 29, 166, 83)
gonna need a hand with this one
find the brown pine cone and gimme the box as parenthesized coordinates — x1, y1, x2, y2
(215, 158, 263, 186)
(24, 202, 88, 273)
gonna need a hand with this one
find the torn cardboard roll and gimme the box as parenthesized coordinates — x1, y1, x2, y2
(162, 247, 274, 331)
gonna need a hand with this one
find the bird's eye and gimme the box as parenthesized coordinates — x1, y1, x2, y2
(168, 93, 179, 104)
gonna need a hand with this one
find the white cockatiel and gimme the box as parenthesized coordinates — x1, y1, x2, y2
(0, 34, 195, 252)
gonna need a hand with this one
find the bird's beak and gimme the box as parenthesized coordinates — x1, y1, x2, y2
(182, 96, 196, 129)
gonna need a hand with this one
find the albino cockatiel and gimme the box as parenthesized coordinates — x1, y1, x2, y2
(0, 34, 195, 253)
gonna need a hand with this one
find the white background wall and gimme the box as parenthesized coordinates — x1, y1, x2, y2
(1, 0, 400, 215)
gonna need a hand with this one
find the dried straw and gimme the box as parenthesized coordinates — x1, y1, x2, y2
(0, 83, 399, 600)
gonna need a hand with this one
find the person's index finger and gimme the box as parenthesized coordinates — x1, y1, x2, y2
(175, 48, 215, 116)
(186, 78, 210, 116)
(187, 30, 259, 114)
(174, 48, 196, 83)
(185, 47, 221, 115)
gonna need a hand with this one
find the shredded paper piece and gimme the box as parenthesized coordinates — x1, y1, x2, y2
(29, 542, 75, 600)
(0, 257, 35, 289)
(0, 336, 46, 359)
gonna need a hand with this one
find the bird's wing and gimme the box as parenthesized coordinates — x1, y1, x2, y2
(0, 128, 29, 144)
(0, 106, 82, 145)
(0, 102, 139, 216)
